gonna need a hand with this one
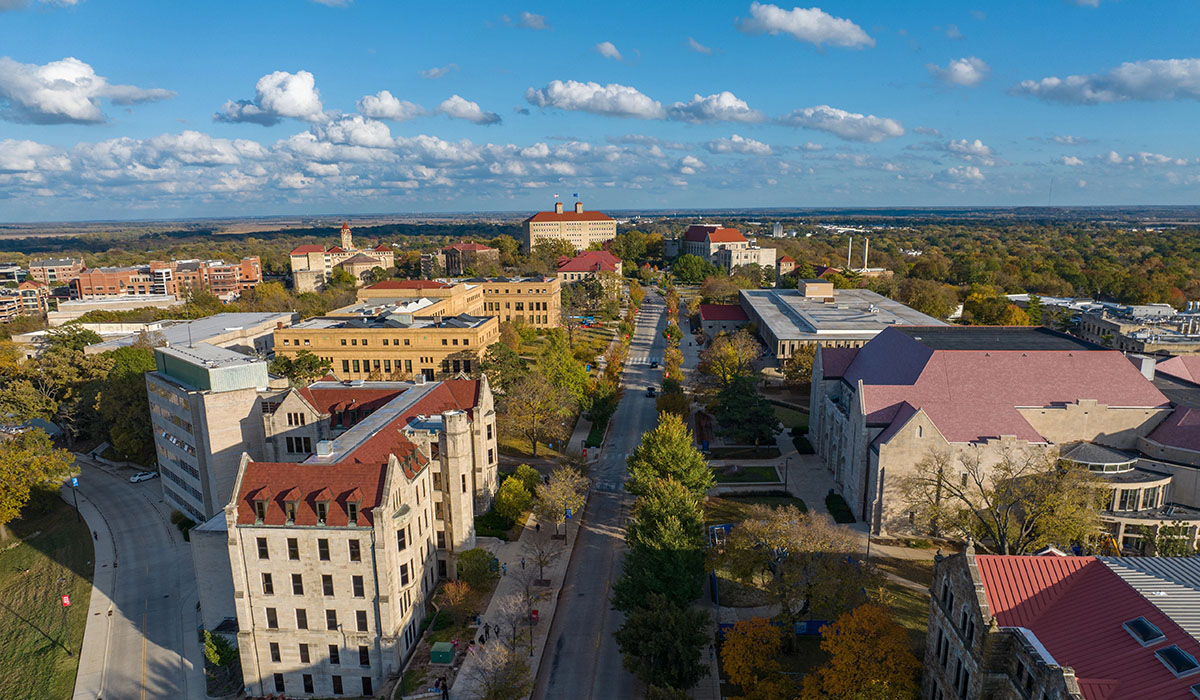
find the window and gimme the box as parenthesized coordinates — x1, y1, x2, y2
(323, 574, 334, 596)
(287, 412, 306, 427)
(352, 360, 360, 373)
(332, 676, 343, 695)
(273, 673, 285, 693)
(262, 573, 274, 595)
(351, 339, 358, 346)
(487, 448, 495, 464)
(342, 360, 350, 373)
(292, 573, 304, 595)
(257, 537, 269, 560)
(254, 500, 267, 522)
(462, 474, 467, 493)
(352, 575, 364, 598)
(397, 528, 407, 551)
(486, 424, 493, 440)
(437, 531, 445, 549)
(317, 501, 328, 523)
(329, 644, 341, 665)
(1119, 488, 1140, 511)
(442, 338, 448, 345)
(318, 538, 330, 561)
(349, 539, 361, 561)
(296, 608, 308, 629)
(287, 538, 299, 560)
(356, 610, 368, 632)
(1156, 645, 1200, 677)
(359, 645, 371, 666)
(299, 643, 310, 663)
(400, 563, 410, 586)
(435, 502, 444, 520)
(433, 473, 441, 490)
(348, 503, 359, 525)
(326, 609, 338, 631)
(265, 607, 278, 629)
(269, 642, 281, 662)
(341, 338, 347, 346)
(362, 677, 373, 696)
(958, 669, 970, 698)
(303, 674, 314, 694)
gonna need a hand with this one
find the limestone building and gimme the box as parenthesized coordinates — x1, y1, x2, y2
(679, 224, 775, 274)
(289, 223, 395, 292)
(556, 249, 623, 284)
(523, 200, 616, 251)
(420, 242, 500, 277)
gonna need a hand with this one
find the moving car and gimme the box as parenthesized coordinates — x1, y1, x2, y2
(646, 386, 657, 398)
(130, 471, 158, 483)
(649, 360, 658, 369)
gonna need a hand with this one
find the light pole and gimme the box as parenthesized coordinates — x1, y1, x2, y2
(784, 456, 790, 494)
(70, 476, 80, 523)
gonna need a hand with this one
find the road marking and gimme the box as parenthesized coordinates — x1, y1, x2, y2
(141, 601, 148, 700)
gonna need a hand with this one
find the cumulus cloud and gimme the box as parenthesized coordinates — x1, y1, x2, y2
(437, 95, 501, 125)
(0, 56, 174, 124)
(215, 70, 324, 125)
(312, 116, 394, 148)
(517, 11, 548, 30)
(420, 64, 458, 79)
(946, 165, 984, 181)
(946, 138, 993, 158)
(525, 80, 665, 119)
(667, 91, 763, 123)
(913, 126, 942, 136)
(1053, 135, 1092, 145)
(688, 37, 713, 55)
(1059, 155, 1084, 166)
(1101, 150, 1188, 166)
(1013, 58, 1200, 104)
(705, 134, 772, 156)
(778, 105, 904, 142)
(927, 57, 989, 87)
(0, 139, 70, 172)
(356, 90, 424, 121)
(595, 42, 622, 61)
(737, 2, 874, 49)
(678, 155, 706, 175)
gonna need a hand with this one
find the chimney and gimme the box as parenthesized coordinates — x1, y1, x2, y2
(276, 321, 283, 329)
(575, 201, 583, 213)
(554, 201, 564, 214)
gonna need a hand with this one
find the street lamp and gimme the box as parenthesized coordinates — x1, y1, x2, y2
(784, 456, 790, 493)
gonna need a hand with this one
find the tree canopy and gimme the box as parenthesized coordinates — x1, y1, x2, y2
(801, 604, 920, 700)
(626, 412, 714, 498)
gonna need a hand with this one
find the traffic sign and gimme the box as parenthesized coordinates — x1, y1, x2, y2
(71, 477, 78, 488)
(61, 595, 71, 607)
(565, 508, 572, 520)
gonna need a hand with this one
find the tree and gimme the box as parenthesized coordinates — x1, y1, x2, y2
(672, 254, 719, 284)
(626, 412, 714, 498)
(612, 477, 707, 612)
(463, 644, 534, 700)
(712, 377, 779, 446)
(700, 276, 741, 304)
(480, 342, 526, 396)
(781, 344, 816, 386)
(457, 548, 499, 589)
(897, 278, 959, 320)
(614, 593, 710, 691)
(662, 345, 684, 382)
(203, 630, 240, 667)
(328, 267, 358, 288)
(696, 329, 761, 394)
(662, 322, 683, 345)
(494, 476, 533, 523)
(717, 506, 877, 625)
(722, 618, 795, 700)
(45, 325, 103, 352)
(0, 339, 113, 447)
(801, 604, 919, 700)
(511, 463, 542, 494)
(94, 346, 157, 464)
(0, 428, 74, 540)
(900, 446, 1108, 555)
(440, 579, 474, 624)
(535, 329, 589, 406)
(629, 280, 646, 308)
(498, 373, 573, 457)
(656, 390, 691, 419)
(533, 466, 588, 536)
(269, 350, 333, 384)
(523, 531, 562, 584)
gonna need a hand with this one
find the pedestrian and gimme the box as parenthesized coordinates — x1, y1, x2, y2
(536, 522, 541, 533)
(479, 634, 487, 646)
(709, 644, 715, 662)
(521, 557, 526, 570)
(452, 638, 459, 651)
(502, 562, 507, 576)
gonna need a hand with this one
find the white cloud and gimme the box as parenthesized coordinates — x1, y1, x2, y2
(1059, 155, 1084, 166)
(802, 141, 823, 151)
(311, 116, 394, 148)
(946, 138, 993, 158)
(946, 165, 984, 181)
(595, 42, 622, 61)
(737, 2, 874, 49)
(1101, 150, 1188, 166)
(518, 11, 548, 30)
(0, 0, 83, 10)
(705, 134, 772, 156)
(356, 90, 424, 121)
(912, 126, 942, 136)
(420, 64, 458, 79)
(1013, 58, 1200, 104)
(779, 105, 904, 142)
(687, 37, 713, 55)
(216, 70, 323, 125)
(525, 80, 666, 119)
(0, 56, 174, 124)
(678, 155, 706, 175)
(1053, 135, 1091, 145)
(145, 131, 267, 165)
(0, 139, 70, 172)
(945, 24, 963, 39)
(927, 57, 989, 87)
(437, 95, 501, 125)
(667, 91, 763, 123)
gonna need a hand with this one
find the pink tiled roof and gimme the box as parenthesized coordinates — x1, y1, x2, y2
(525, 210, 613, 223)
(844, 327, 1169, 444)
(557, 250, 622, 273)
(290, 244, 325, 255)
(779, 255, 795, 263)
(698, 304, 748, 322)
(976, 555, 1200, 700)
(682, 224, 746, 244)
(1156, 356, 1200, 386)
(1145, 406, 1200, 452)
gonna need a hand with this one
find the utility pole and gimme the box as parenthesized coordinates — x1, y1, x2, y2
(784, 456, 790, 493)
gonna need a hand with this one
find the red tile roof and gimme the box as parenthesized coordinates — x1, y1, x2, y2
(779, 255, 795, 263)
(290, 244, 325, 255)
(366, 280, 453, 290)
(844, 327, 1169, 445)
(976, 555, 1200, 700)
(1156, 356, 1200, 386)
(698, 304, 749, 322)
(326, 246, 347, 254)
(682, 225, 746, 244)
(373, 244, 393, 252)
(557, 250, 622, 273)
(443, 242, 495, 252)
(1145, 405, 1200, 452)
(525, 210, 613, 223)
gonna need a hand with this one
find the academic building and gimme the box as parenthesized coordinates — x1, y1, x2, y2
(71, 257, 262, 301)
(289, 223, 395, 292)
(522, 200, 616, 251)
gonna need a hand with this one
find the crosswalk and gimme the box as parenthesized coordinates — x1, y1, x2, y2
(625, 355, 661, 366)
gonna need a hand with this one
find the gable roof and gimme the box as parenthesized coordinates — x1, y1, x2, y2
(290, 244, 326, 255)
(845, 327, 1169, 444)
(682, 224, 746, 244)
(779, 255, 796, 263)
(976, 555, 1200, 700)
(443, 242, 495, 252)
(557, 250, 622, 273)
(1145, 405, 1200, 452)
(819, 347, 860, 379)
(1157, 356, 1200, 386)
(525, 210, 613, 223)
(698, 304, 748, 322)
(339, 253, 382, 265)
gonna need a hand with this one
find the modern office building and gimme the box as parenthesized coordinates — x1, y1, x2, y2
(522, 200, 616, 251)
(71, 257, 262, 301)
(0, 280, 50, 322)
(289, 223, 395, 292)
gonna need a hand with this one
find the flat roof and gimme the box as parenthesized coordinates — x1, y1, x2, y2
(292, 313, 490, 331)
(894, 326, 1102, 351)
(156, 342, 262, 369)
(740, 288, 945, 342)
(86, 312, 293, 352)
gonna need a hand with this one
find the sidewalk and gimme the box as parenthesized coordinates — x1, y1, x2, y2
(65, 481, 116, 700)
(449, 510, 581, 700)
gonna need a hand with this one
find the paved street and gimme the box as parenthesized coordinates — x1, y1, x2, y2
(72, 458, 205, 700)
(532, 291, 667, 700)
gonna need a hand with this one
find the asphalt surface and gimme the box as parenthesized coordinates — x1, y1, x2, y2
(532, 292, 667, 700)
(73, 458, 203, 700)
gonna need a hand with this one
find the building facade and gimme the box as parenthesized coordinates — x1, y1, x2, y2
(28, 257, 84, 286)
(421, 243, 501, 277)
(523, 200, 616, 251)
(70, 257, 262, 301)
(679, 224, 776, 274)
(1076, 306, 1200, 356)
(290, 223, 396, 292)
(698, 303, 749, 337)
(471, 276, 561, 328)
(0, 280, 50, 322)
(556, 249, 623, 283)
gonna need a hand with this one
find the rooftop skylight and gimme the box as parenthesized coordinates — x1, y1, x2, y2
(1124, 616, 1166, 647)
(1156, 645, 1200, 678)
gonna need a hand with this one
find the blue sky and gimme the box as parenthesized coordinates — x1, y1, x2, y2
(2, 0, 1200, 221)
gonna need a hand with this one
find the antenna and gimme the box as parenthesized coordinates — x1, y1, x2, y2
(846, 237, 853, 269)
(863, 237, 869, 271)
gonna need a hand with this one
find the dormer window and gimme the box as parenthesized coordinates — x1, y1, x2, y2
(285, 501, 297, 524)
(316, 501, 328, 524)
(348, 502, 359, 525)
(254, 499, 268, 523)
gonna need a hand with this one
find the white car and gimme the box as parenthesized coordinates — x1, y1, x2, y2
(130, 471, 158, 483)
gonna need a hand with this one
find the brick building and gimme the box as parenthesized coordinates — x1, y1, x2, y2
(28, 257, 84, 286)
(556, 249, 623, 283)
(71, 257, 261, 301)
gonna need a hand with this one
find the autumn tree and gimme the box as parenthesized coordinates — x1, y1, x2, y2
(900, 445, 1108, 555)
(0, 334, 113, 447)
(722, 618, 795, 700)
(0, 428, 75, 540)
(717, 506, 877, 626)
(511, 463, 542, 494)
(533, 466, 588, 536)
(498, 373, 573, 456)
(781, 344, 817, 386)
(655, 390, 692, 419)
(494, 475, 533, 523)
(626, 412, 714, 498)
(696, 329, 761, 394)
(440, 579, 474, 624)
(614, 593, 710, 691)
(523, 530, 562, 584)
(535, 329, 590, 406)
(801, 604, 919, 700)
(463, 644, 534, 700)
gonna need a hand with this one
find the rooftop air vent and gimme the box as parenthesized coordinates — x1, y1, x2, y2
(315, 440, 334, 457)
(1123, 617, 1166, 647)
(1156, 645, 1200, 678)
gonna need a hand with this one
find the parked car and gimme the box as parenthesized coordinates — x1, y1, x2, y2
(649, 360, 658, 369)
(130, 471, 158, 483)
(646, 386, 657, 398)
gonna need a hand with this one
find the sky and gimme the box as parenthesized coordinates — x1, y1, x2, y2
(2, 0, 1200, 221)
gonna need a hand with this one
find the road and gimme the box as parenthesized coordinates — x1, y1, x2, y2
(72, 458, 204, 700)
(533, 291, 667, 700)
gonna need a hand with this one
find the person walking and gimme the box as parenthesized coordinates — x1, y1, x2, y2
(502, 562, 507, 576)
(521, 557, 526, 570)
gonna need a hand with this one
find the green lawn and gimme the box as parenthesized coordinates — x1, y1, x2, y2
(707, 446, 782, 460)
(884, 583, 931, 656)
(712, 465, 779, 483)
(498, 433, 566, 460)
(0, 488, 93, 700)
(873, 556, 935, 589)
(705, 494, 806, 526)
(824, 492, 856, 524)
(773, 405, 809, 431)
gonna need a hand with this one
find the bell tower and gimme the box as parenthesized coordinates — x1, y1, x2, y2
(340, 221, 353, 250)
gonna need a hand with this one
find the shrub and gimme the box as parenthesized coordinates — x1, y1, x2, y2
(825, 492, 856, 524)
(458, 548, 500, 589)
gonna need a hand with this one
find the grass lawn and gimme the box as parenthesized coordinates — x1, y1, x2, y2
(824, 492, 856, 524)
(713, 465, 779, 483)
(707, 446, 782, 460)
(873, 556, 935, 589)
(773, 405, 809, 431)
(0, 488, 93, 700)
(498, 433, 565, 460)
(705, 494, 806, 526)
(883, 583, 931, 656)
